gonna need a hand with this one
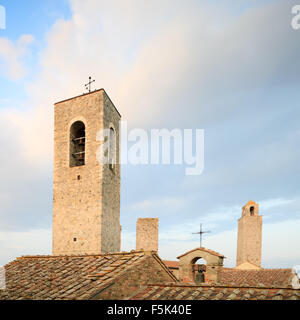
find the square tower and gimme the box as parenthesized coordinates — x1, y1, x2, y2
(236, 200, 262, 268)
(52, 89, 121, 255)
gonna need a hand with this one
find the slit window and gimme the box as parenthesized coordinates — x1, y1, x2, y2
(70, 121, 86, 167)
(109, 127, 116, 171)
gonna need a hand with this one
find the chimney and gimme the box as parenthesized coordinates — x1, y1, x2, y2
(136, 218, 159, 252)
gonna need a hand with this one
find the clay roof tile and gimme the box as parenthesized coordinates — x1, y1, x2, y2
(130, 284, 300, 301)
(1, 251, 156, 300)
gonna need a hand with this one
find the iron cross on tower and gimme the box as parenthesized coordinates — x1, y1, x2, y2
(192, 224, 211, 248)
(85, 76, 95, 93)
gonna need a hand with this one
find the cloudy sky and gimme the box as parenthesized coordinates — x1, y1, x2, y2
(0, 0, 300, 268)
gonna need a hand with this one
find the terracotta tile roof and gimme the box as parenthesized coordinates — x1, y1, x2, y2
(0, 251, 166, 300)
(220, 268, 297, 288)
(244, 200, 257, 207)
(177, 247, 224, 259)
(162, 261, 297, 288)
(130, 284, 300, 300)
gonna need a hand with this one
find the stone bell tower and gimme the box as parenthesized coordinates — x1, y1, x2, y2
(236, 200, 262, 269)
(52, 89, 121, 255)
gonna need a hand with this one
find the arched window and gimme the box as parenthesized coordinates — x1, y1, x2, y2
(70, 121, 86, 167)
(250, 206, 255, 216)
(109, 127, 116, 171)
(192, 257, 207, 284)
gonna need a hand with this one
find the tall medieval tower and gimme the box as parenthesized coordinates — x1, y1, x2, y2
(52, 89, 121, 255)
(236, 200, 262, 268)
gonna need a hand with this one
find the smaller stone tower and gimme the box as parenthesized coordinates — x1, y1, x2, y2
(136, 218, 159, 252)
(236, 200, 262, 268)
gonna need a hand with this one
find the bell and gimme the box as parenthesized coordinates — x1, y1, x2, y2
(195, 272, 205, 284)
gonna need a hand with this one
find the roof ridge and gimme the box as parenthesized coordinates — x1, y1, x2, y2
(141, 283, 300, 291)
(152, 254, 179, 283)
(223, 268, 293, 271)
(54, 89, 104, 105)
(85, 253, 178, 299)
(177, 247, 224, 259)
(85, 255, 151, 300)
(89, 253, 147, 278)
(13, 250, 153, 260)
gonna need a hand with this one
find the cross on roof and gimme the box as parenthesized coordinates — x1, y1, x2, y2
(85, 76, 95, 93)
(192, 224, 211, 248)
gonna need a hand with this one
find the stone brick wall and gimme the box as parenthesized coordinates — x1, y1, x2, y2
(178, 248, 224, 284)
(101, 91, 121, 253)
(169, 268, 179, 279)
(236, 201, 262, 267)
(136, 219, 159, 252)
(94, 255, 176, 300)
(52, 90, 121, 255)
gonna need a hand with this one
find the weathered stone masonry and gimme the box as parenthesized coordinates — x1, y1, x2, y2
(136, 218, 159, 252)
(52, 89, 121, 255)
(236, 200, 262, 268)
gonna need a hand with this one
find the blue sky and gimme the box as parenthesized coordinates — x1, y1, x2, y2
(0, 0, 71, 106)
(0, 0, 300, 269)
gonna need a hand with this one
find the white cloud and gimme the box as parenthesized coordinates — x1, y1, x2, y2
(156, 218, 300, 268)
(2, 0, 299, 166)
(154, 198, 300, 268)
(262, 219, 300, 268)
(130, 196, 187, 212)
(202, 197, 300, 224)
(121, 231, 136, 253)
(0, 229, 51, 266)
(0, 34, 34, 80)
(1, 0, 300, 267)
(260, 198, 296, 211)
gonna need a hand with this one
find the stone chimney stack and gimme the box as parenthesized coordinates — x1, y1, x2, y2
(136, 218, 159, 252)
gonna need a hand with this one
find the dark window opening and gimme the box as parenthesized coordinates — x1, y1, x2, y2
(109, 127, 116, 171)
(70, 121, 86, 167)
(73, 238, 77, 242)
(250, 206, 255, 216)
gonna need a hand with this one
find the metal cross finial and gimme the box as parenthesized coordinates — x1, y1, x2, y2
(192, 224, 211, 248)
(85, 76, 95, 93)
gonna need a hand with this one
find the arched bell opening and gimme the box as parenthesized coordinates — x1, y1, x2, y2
(190, 257, 207, 284)
(70, 121, 86, 167)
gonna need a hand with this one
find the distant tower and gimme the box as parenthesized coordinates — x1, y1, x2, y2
(236, 201, 262, 269)
(52, 89, 121, 255)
